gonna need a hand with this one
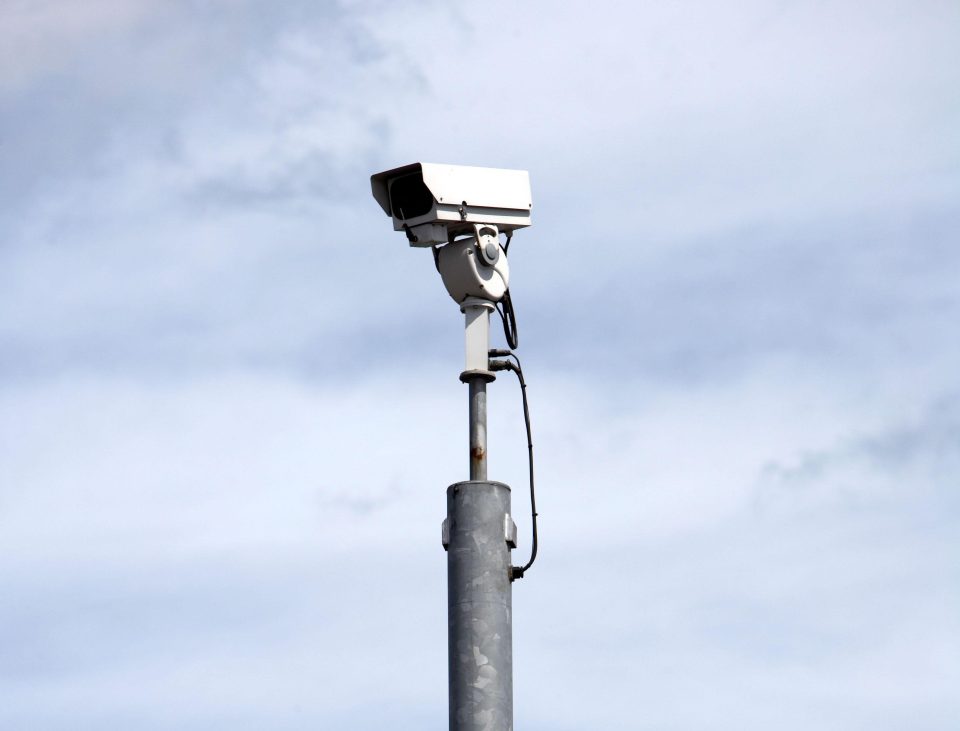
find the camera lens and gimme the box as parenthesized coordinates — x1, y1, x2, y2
(389, 173, 434, 220)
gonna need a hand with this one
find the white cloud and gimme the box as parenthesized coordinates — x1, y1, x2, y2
(0, 0, 165, 90)
(2, 360, 957, 728)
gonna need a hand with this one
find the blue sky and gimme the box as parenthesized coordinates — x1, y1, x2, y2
(1, 1, 958, 729)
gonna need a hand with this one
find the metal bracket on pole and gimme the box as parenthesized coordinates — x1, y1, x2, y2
(460, 297, 496, 378)
(504, 513, 518, 549)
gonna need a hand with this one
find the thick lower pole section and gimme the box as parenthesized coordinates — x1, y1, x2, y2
(446, 480, 513, 731)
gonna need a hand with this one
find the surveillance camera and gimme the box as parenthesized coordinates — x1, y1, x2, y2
(371, 162, 532, 247)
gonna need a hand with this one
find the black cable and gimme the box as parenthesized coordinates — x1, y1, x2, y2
(513, 356, 538, 579)
(490, 232, 536, 579)
(495, 233, 519, 350)
(496, 290, 519, 351)
(489, 353, 538, 581)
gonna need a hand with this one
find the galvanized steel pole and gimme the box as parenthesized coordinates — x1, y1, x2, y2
(444, 307, 514, 730)
(446, 473, 514, 730)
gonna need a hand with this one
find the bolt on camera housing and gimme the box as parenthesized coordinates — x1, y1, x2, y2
(370, 162, 532, 248)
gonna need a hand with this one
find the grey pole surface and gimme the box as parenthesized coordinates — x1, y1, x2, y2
(468, 378, 488, 481)
(446, 478, 513, 731)
(445, 371, 514, 731)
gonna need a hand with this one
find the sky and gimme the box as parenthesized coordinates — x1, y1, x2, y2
(1, 1, 958, 729)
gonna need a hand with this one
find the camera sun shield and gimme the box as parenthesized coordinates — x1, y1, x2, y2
(371, 162, 532, 247)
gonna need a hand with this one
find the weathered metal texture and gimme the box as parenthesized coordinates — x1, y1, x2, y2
(468, 379, 487, 481)
(446, 480, 513, 731)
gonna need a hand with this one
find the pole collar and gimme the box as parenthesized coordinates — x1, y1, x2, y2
(460, 369, 496, 383)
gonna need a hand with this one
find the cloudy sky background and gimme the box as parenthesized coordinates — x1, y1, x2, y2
(1, 1, 958, 728)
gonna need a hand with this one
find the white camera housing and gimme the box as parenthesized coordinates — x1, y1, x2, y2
(371, 162, 532, 247)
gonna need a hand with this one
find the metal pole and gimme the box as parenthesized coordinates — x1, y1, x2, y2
(444, 301, 514, 730)
(468, 379, 487, 481)
(446, 478, 513, 731)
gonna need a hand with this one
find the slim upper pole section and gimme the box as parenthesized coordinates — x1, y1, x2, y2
(460, 298, 496, 482)
(468, 379, 487, 481)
